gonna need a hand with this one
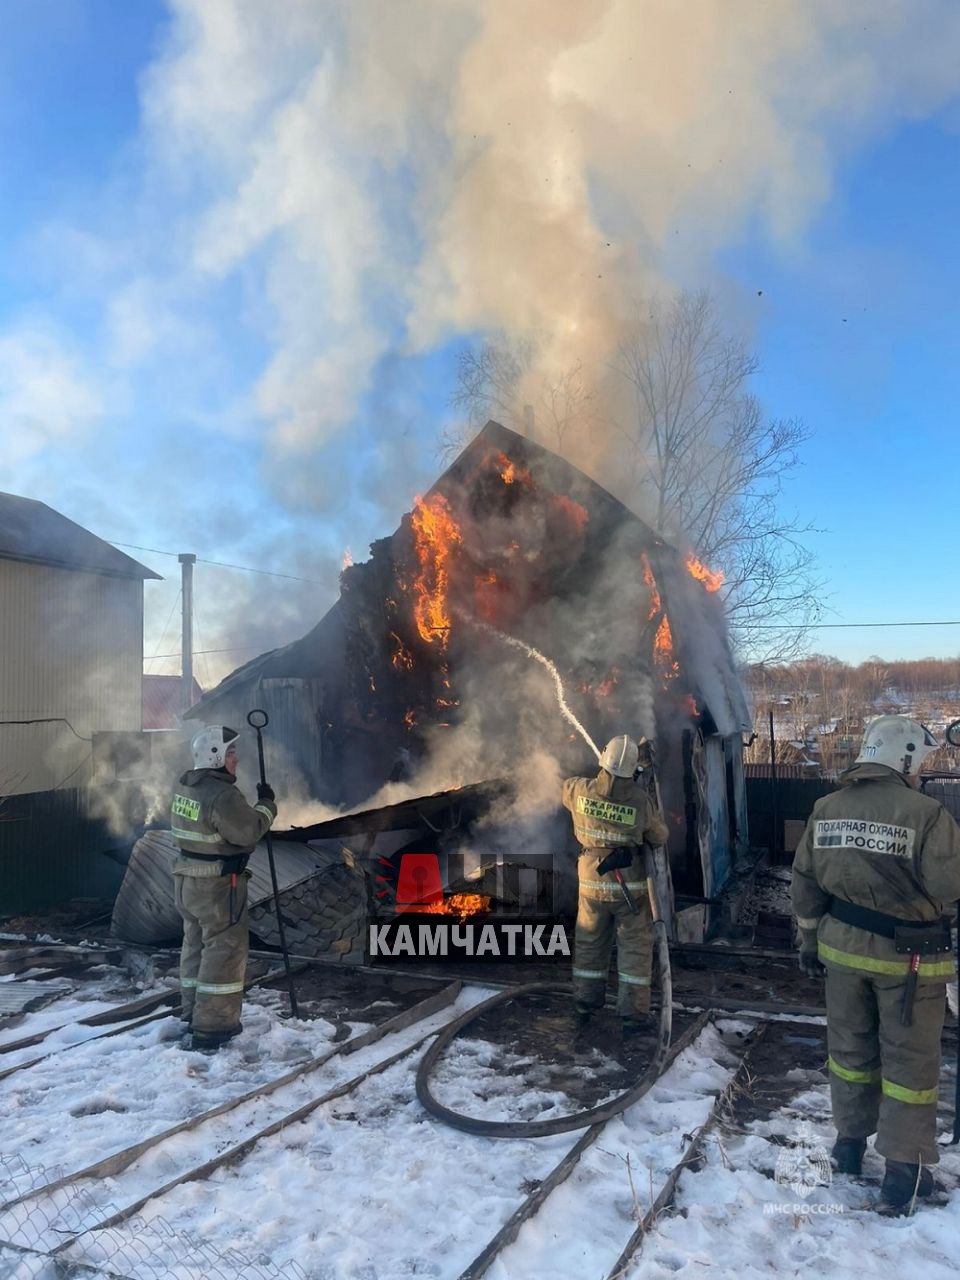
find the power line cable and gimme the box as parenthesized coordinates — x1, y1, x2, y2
(146, 589, 181, 674)
(109, 540, 327, 586)
(750, 620, 960, 630)
(149, 646, 267, 658)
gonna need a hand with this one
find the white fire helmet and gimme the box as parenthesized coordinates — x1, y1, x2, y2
(855, 716, 938, 776)
(192, 725, 240, 770)
(599, 734, 640, 778)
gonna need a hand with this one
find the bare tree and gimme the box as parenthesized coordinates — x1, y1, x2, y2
(442, 337, 599, 460)
(447, 289, 821, 662)
(614, 291, 820, 660)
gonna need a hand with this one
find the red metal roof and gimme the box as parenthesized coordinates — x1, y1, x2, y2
(142, 675, 203, 730)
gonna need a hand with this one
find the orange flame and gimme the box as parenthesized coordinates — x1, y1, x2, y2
(390, 631, 415, 672)
(493, 450, 531, 487)
(654, 614, 680, 679)
(683, 694, 699, 717)
(417, 893, 491, 919)
(551, 493, 589, 534)
(641, 553, 661, 620)
(404, 708, 418, 729)
(596, 668, 620, 698)
(411, 494, 462, 647)
(474, 568, 500, 622)
(685, 553, 724, 593)
(341, 547, 353, 570)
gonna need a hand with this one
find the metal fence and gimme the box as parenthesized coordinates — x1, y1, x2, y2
(0, 785, 136, 916)
(923, 778, 960, 822)
(746, 776, 837, 866)
(748, 774, 960, 867)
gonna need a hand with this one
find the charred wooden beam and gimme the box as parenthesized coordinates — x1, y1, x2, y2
(273, 776, 515, 842)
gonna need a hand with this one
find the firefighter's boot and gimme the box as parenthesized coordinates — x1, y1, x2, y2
(620, 1012, 655, 1040)
(574, 1003, 595, 1041)
(881, 1160, 935, 1209)
(831, 1136, 866, 1176)
(191, 1024, 243, 1053)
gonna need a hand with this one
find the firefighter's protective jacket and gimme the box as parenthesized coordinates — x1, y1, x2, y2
(170, 768, 276, 875)
(562, 768, 669, 897)
(791, 762, 960, 981)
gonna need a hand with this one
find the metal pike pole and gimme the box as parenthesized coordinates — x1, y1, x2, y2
(921, 733, 960, 1143)
(247, 709, 299, 1018)
(954, 900, 960, 1145)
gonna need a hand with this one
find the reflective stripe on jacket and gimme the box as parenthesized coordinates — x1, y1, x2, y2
(170, 767, 276, 874)
(791, 762, 960, 982)
(563, 768, 669, 898)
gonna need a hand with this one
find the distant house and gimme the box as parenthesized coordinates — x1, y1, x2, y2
(0, 491, 160, 912)
(142, 675, 203, 731)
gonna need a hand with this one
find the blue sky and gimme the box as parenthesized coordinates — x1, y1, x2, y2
(1, 3, 959, 680)
(719, 118, 960, 662)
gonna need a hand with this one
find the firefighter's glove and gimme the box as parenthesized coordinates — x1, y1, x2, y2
(257, 781, 275, 803)
(597, 847, 635, 876)
(798, 929, 824, 978)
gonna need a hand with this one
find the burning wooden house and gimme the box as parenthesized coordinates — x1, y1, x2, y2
(179, 421, 750, 942)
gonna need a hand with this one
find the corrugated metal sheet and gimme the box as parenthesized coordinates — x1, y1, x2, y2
(0, 785, 133, 915)
(0, 560, 143, 795)
(0, 980, 74, 1014)
(110, 829, 331, 944)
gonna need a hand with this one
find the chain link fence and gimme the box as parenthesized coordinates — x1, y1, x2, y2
(0, 1154, 308, 1280)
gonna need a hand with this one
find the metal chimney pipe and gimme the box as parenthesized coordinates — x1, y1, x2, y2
(179, 554, 196, 716)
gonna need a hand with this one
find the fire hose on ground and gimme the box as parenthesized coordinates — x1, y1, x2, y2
(414, 847, 674, 1138)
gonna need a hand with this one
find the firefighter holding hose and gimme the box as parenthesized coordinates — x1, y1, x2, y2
(791, 715, 960, 1210)
(170, 726, 277, 1051)
(563, 734, 669, 1038)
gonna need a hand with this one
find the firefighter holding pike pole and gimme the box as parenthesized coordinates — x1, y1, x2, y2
(791, 715, 960, 1210)
(562, 734, 669, 1039)
(170, 725, 277, 1051)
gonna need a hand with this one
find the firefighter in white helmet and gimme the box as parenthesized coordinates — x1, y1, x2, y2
(562, 734, 669, 1037)
(170, 726, 277, 1051)
(792, 715, 960, 1210)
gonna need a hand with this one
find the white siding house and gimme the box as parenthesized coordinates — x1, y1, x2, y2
(0, 492, 161, 913)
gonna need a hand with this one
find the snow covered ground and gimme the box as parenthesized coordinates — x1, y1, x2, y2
(2, 965, 960, 1280)
(629, 1079, 960, 1280)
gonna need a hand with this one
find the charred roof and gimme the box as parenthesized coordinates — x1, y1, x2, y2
(190, 421, 749, 738)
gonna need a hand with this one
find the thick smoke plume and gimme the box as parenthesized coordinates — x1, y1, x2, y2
(8, 3, 958, 785)
(146, 0, 960, 480)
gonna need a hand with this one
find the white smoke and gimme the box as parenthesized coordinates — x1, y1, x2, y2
(6, 2, 960, 712)
(140, 0, 960, 465)
(0, 326, 104, 463)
